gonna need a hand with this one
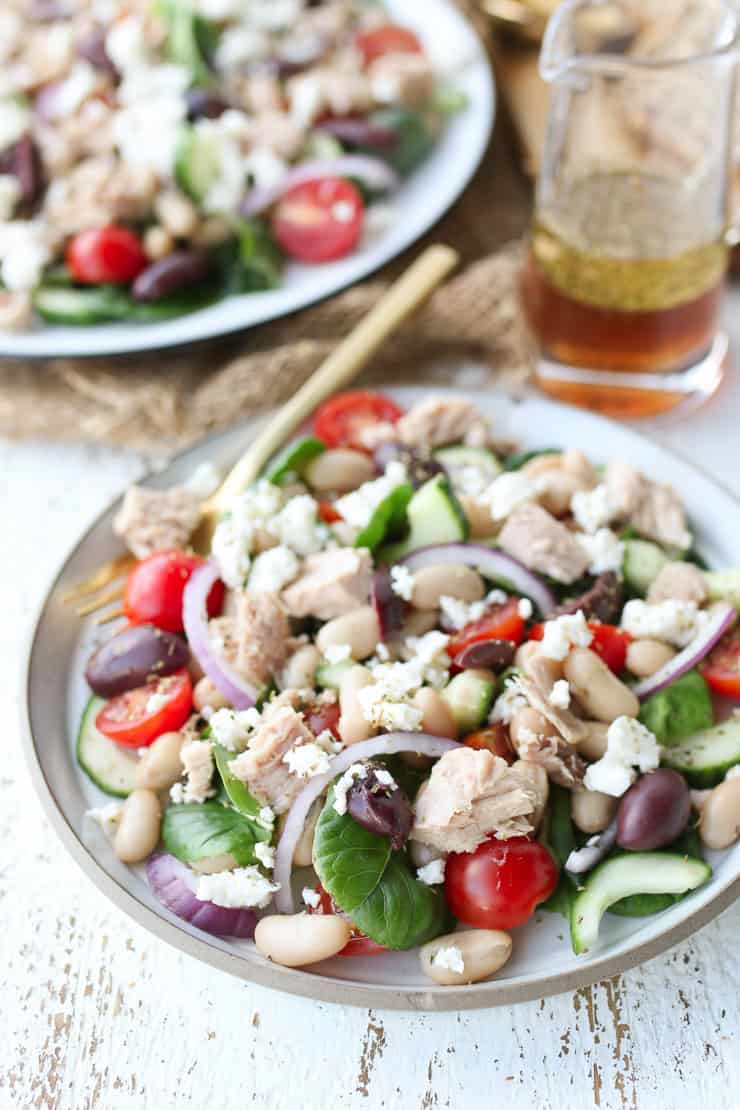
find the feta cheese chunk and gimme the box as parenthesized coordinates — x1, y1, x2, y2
(390, 564, 415, 601)
(431, 945, 465, 974)
(489, 676, 528, 724)
(416, 858, 446, 886)
(268, 494, 330, 556)
(334, 460, 408, 529)
(439, 589, 507, 631)
(324, 643, 352, 665)
(302, 886, 321, 909)
(481, 472, 537, 522)
(185, 460, 221, 499)
(282, 741, 333, 779)
(539, 610, 593, 661)
(248, 545, 300, 594)
(576, 529, 624, 575)
(333, 763, 369, 815)
(254, 842, 276, 870)
(621, 599, 702, 648)
(518, 597, 534, 620)
(85, 802, 123, 840)
(0, 220, 53, 291)
(209, 707, 262, 752)
(196, 865, 279, 909)
(549, 679, 571, 710)
(584, 716, 661, 797)
(571, 484, 614, 534)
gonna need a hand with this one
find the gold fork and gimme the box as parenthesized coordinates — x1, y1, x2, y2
(65, 244, 460, 622)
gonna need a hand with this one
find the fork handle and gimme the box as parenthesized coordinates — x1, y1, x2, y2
(212, 243, 459, 508)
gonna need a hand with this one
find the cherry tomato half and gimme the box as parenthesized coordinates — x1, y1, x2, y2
(304, 699, 341, 741)
(445, 836, 558, 930)
(312, 389, 404, 450)
(701, 624, 740, 697)
(66, 225, 148, 285)
(448, 598, 525, 659)
(463, 724, 515, 763)
(308, 886, 387, 956)
(272, 177, 364, 263)
(355, 23, 424, 67)
(527, 621, 631, 674)
(124, 549, 224, 633)
(96, 669, 192, 748)
(317, 498, 343, 524)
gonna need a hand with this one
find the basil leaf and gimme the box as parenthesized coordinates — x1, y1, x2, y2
(213, 744, 264, 820)
(313, 788, 447, 949)
(162, 801, 269, 865)
(638, 670, 713, 747)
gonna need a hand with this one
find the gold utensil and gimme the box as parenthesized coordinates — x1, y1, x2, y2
(66, 243, 460, 622)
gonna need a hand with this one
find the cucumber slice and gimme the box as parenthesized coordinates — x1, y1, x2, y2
(265, 436, 326, 485)
(704, 568, 740, 609)
(570, 853, 711, 954)
(622, 538, 669, 594)
(379, 474, 468, 562)
(76, 696, 138, 797)
(661, 716, 740, 787)
(34, 286, 131, 324)
(175, 124, 222, 201)
(355, 482, 413, 553)
(433, 445, 502, 497)
(316, 658, 354, 690)
(441, 670, 496, 734)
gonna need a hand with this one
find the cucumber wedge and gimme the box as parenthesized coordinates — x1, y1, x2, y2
(316, 658, 354, 690)
(265, 435, 325, 485)
(379, 474, 468, 562)
(175, 124, 222, 201)
(433, 445, 502, 492)
(76, 696, 138, 797)
(441, 670, 496, 734)
(622, 538, 669, 595)
(704, 568, 740, 609)
(570, 853, 711, 954)
(661, 716, 740, 787)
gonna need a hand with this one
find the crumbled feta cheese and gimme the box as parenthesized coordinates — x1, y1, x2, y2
(390, 565, 415, 602)
(334, 460, 408, 529)
(621, 599, 702, 648)
(401, 630, 451, 688)
(324, 643, 352, 665)
(373, 768, 397, 789)
(145, 690, 169, 714)
(172, 739, 216, 804)
(333, 763, 368, 815)
(358, 684, 424, 732)
(302, 887, 321, 909)
(209, 707, 262, 752)
(283, 741, 332, 779)
(258, 806, 276, 831)
(288, 72, 324, 128)
(375, 642, 390, 663)
(539, 610, 594, 661)
(481, 472, 537, 521)
(549, 679, 571, 710)
(169, 783, 185, 804)
(0, 220, 53, 290)
(584, 716, 661, 797)
(248, 545, 299, 594)
(214, 26, 270, 69)
(725, 764, 740, 781)
(185, 460, 221, 499)
(314, 729, 342, 755)
(431, 945, 465, 974)
(113, 65, 189, 176)
(518, 597, 534, 620)
(452, 464, 494, 500)
(268, 494, 329, 556)
(105, 15, 150, 73)
(417, 858, 446, 886)
(211, 480, 286, 587)
(85, 802, 123, 840)
(576, 528, 624, 575)
(196, 866, 279, 909)
(489, 677, 528, 724)
(254, 842, 275, 870)
(52, 62, 98, 118)
(0, 98, 31, 151)
(439, 589, 507, 632)
(571, 484, 614, 534)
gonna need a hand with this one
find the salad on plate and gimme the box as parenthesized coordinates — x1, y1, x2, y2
(79, 389, 740, 985)
(0, 0, 464, 331)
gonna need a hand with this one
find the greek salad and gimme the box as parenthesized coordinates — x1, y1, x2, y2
(80, 390, 740, 985)
(0, 1, 465, 331)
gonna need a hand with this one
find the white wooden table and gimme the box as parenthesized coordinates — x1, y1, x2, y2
(3, 307, 740, 1110)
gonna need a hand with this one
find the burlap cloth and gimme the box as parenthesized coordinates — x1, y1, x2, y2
(0, 19, 536, 457)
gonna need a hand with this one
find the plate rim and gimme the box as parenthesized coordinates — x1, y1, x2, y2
(19, 390, 740, 1011)
(0, 0, 495, 361)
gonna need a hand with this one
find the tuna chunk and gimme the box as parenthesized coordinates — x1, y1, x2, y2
(113, 485, 201, 559)
(229, 704, 314, 813)
(498, 503, 590, 584)
(395, 396, 490, 450)
(281, 547, 373, 620)
(511, 728, 586, 790)
(606, 461, 690, 550)
(517, 661, 589, 746)
(210, 592, 291, 687)
(409, 747, 539, 854)
(647, 561, 708, 605)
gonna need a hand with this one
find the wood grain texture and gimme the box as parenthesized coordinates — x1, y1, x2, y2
(3, 317, 740, 1108)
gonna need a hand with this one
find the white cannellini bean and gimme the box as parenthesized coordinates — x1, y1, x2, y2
(190, 853, 238, 874)
(400, 608, 439, 638)
(564, 648, 639, 723)
(510, 706, 559, 748)
(420, 930, 512, 985)
(699, 778, 740, 850)
(410, 564, 485, 610)
(577, 720, 610, 761)
(255, 913, 352, 967)
(135, 730, 184, 791)
(192, 676, 230, 713)
(412, 687, 458, 739)
(113, 789, 161, 864)
(304, 448, 376, 493)
(338, 665, 376, 746)
(280, 644, 321, 691)
(535, 469, 584, 517)
(458, 495, 496, 538)
(292, 797, 324, 868)
(625, 639, 676, 678)
(571, 789, 618, 834)
(316, 606, 380, 660)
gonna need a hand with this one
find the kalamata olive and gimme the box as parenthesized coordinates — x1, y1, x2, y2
(455, 639, 515, 673)
(275, 31, 327, 77)
(131, 250, 213, 302)
(372, 442, 445, 489)
(316, 117, 397, 150)
(185, 88, 230, 121)
(616, 769, 691, 851)
(371, 568, 407, 643)
(346, 762, 413, 851)
(77, 29, 117, 74)
(0, 134, 44, 209)
(85, 624, 190, 698)
(557, 571, 622, 624)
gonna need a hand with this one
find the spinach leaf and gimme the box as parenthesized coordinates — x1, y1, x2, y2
(540, 785, 580, 917)
(221, 219, 282, 293)
(162, 801, 269, 865)
(157, 0, 218, 85)
(355, 483, 413, 552)
(212, 744, 264, 820)
(504, 448, 559, 472)
(313, 788, 448, 949)
(638, 670, 713, 747)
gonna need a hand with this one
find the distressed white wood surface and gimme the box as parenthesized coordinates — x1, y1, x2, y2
(3, 323, 740, 1109)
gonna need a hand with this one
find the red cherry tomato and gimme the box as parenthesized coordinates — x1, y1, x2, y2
(463, 724, 515, 763)
(304, 699, 341, 741)
(308, 886, 387, 956)
(355, 23, 424, 67)
(701, 624, 740, 697)
(448, 597, 526, 659)
(272, 177, 364, 263)
(66, 225, 148, 285)
(317, 498, 343, 524)
(445, 836, 558, 930)
(312, 389, 404, 450)
(96, 669, 192, 748)
(527, 621, 631, 674)
(124, 549, 224, 633)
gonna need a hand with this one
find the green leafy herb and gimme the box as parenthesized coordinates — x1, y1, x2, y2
(541, 785, 580, 917)
(355, 482, 413, 552)
(504, 448, 559, 472)
(638, 670, 713, 747)
(359, 107, 435, 176)
(264, 436, 326, 485)
(157, 0, 218, 85)
(162, 801, 270, 865)
(212, 744, 265, 820)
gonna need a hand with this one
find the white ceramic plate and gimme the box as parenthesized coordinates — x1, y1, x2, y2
(21, 389, 740, 1010)
(0, 0, 494, 360)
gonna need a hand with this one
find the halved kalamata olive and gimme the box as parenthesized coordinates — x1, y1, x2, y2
(454, 639, 515, 673)
(315, 116, 397, 150)
(85, 624, 190, 698)
(185, 88, 230, 121)
(346, 763, 413, 850)
(557, 571, 622, 624)
(132, 250, 213, 302)
(275, 31, 327, 77)
(0, 134, 44, 208)
(616, 769, 690, 851)
(372, 442, 445, 489)
(77, 29, 117, 74)
(372, 568, 407, 643)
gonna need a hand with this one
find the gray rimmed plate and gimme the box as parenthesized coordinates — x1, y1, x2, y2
(20, 388, 740, 1010)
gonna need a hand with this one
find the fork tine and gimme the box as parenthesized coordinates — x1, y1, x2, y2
(76, 585, 125, 618)
(62, 553, 134, 603)
(94, 605, 126, 626)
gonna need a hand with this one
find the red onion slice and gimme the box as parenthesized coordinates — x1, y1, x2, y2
(274, 733, 459, 914)
(240, 155, 399, 217)
(146, 853, 257, 938)
(632, 602, 737, 700)
(182, 561, 257, 710)
(400, 543, 557, 617)
(565, 820, 618, 876)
